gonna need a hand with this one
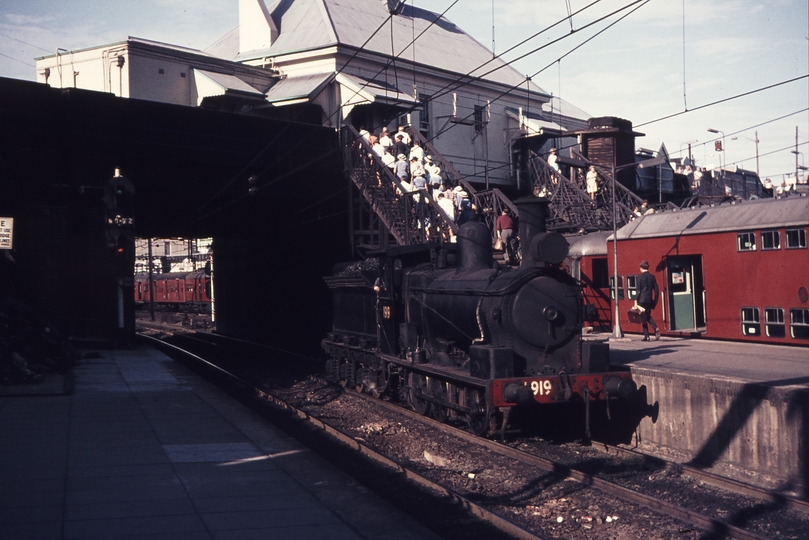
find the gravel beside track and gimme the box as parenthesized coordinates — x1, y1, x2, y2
(140, 324, 808, 540)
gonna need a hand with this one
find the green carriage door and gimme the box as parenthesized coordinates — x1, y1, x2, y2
(666, 256, 705, 331)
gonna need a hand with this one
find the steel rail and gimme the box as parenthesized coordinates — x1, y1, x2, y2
(594, 444, 809, 517)
(342, 385, 776, 540)
(136, 333, 544, 540)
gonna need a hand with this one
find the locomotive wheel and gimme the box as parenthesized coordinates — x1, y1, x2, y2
(467, 391, 493, 437)
(408, 372, 431, 416)
(429, 378, 449, 423)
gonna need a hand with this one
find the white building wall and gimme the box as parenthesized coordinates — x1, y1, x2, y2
(37, 46, 128, 96)
(36, 41, 278, 108)
(281, 52, 575, 188)
(128, 55, 195, 106)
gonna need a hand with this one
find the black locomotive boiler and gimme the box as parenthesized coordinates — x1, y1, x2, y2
(322, 197, 642, 437)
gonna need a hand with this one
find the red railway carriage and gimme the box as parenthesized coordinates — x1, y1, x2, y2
(134, 270, 211, 311)
(604, 196, 809, 344)
(567, 231, 612, 331)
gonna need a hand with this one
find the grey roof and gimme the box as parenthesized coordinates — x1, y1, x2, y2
(338, 73, 416, 104)
(616, 196, 809, 241)
(219, 0, 547, 94)
(195, 69, 268, 96)
(567, 231, 611, 258)
(542, 96, 591, 126)
(265, 72, 333, 103)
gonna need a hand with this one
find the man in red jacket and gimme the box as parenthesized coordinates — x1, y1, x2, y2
(496, 209, 515, 265)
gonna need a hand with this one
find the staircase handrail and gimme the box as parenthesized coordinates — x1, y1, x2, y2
(406, 127, 518, 242)
(527, 151, 613, 230)
(342, 126, 458, 247)
(568, 149, 678, 215)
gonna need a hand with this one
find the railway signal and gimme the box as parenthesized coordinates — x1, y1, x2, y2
(104, 169, 136, 344)
(104, 169, 135, 274)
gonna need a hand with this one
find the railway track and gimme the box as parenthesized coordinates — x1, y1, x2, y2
(141, 331, 807, 539)
(343, 385, 805, 540)
(138, 332, 542, 540)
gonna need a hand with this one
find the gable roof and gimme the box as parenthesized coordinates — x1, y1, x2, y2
(213, 0, 547, 95)
(615, 196, 809, 241)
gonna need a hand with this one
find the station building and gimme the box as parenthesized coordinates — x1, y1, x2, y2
(35, 0, 590, 192)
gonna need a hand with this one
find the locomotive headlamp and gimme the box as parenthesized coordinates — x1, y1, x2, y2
(373, 277, 387, 292)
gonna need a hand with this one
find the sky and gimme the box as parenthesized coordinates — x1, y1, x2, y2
(1, 0, 807, 181)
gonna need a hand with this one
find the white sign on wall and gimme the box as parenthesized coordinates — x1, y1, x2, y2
(0, 217, 14, 249)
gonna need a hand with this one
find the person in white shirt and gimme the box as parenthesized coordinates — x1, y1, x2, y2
(378, 127, 392, 150)
(409, 140, 424, 163)
(395, 125, 411, 145)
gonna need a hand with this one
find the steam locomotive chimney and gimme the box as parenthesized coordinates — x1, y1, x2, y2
(514, 198, 569, 268)
(456, 221, 494, 273)
(515, 197, 549, 247)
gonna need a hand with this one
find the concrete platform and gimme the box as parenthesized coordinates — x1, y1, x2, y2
(606, 335, 808, 493)
(0, 345, 442, 540)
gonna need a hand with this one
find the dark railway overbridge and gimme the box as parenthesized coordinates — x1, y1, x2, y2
(0, 77, 347, 350)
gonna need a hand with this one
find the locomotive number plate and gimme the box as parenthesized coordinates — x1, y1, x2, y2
(530, 380, 553, 396)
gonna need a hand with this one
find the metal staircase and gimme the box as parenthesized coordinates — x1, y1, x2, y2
(342, 124, 681, 255)
(342, 126, 457, 250)
(528, 151, 677, 232)
(405, 128, 517, 242)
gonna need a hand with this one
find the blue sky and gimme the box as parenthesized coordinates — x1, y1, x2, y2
(1, 0, 807, 181)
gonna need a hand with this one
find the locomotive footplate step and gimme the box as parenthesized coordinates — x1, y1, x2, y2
(0, 344, 442, 540)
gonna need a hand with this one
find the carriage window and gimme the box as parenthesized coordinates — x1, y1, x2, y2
(761, 230, 780, 250)
(737, 232, 756, 251)
(741, 307, 760, 336)
(764, 308, 785, 338)
(790, 308, 809, 339)
(626, 275, 639, 300)
(786, 228, 807, 249)
(609, 275, 624, 300)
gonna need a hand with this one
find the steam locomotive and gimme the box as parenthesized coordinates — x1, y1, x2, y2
(322, 197, 643, 437)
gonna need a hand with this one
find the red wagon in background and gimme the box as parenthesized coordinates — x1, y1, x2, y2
(134, 270, 211, 312)
(575, 196, 808, 345)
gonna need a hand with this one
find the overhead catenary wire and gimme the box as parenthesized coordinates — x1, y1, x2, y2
(428, 0, 653, 142)
(0, 31, 52, 54)
(635, 75, 809, 128)
(247, 0, 645, 212)
(728, 140, 809, 174)
(0, 52, 35, 68)
(196, 1, 461, 221)
(416, 0, 605, 109)
(195, 8, 400, 214)
(673, 108, 809, 156)
(196, 0, 610, 218)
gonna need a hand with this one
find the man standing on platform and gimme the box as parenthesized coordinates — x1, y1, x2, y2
(637, 260, 660, 341)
